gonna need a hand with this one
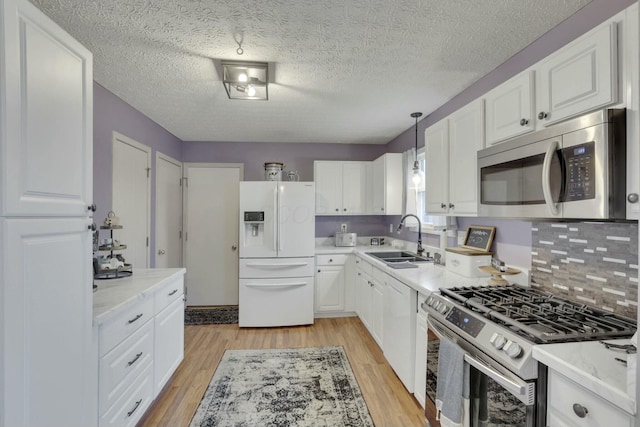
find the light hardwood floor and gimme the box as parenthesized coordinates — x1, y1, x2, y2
(139, 316, 427, 427)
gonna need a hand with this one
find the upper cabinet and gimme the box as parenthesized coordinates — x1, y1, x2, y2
(371, 153, 403, 215)
(485, 22, 618, 145)
(536, 23, 617, 128)
(1, 0, 93, 217)
(485, 71, 535, 144)
(314, 161, 367, 215)
(425, 99, 484, 216)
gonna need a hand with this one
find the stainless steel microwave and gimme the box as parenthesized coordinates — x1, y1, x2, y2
(477, 108, 626, 219)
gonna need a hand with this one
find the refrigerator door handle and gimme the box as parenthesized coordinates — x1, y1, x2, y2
(277, 184, 283, 252)
(273, 186, 278, 252)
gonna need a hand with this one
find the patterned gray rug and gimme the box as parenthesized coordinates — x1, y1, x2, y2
(189, 346, 375, 427)
(185, 306, 239, 325)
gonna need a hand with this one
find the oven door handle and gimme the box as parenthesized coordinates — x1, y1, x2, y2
(463, 354, 535, 406)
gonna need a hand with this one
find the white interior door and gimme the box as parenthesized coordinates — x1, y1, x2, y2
(184, 164, 242, 306)
(155, 153, 182, 268)
(112, 132, 150, 269)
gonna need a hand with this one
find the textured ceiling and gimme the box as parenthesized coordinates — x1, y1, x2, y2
(30, 0, 591, 144)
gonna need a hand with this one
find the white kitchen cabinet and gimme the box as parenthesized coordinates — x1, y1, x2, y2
(485, 71, 535, 145)
(0, 0, 95, 426)
(371, 153, 403, 215)
(413, 296, 428, 409)
(314, 161, 367, 215)
(546, 369, 634, 427)
(370, 268, 386, 349)
(425, 119, 449, 214)
(315, 254, 347, 313)
(624, 3, 640, 220)
(382, 274, 417, 393)
(355, 257, 383, 349)
(425, 99, 484, 216)
(96, 273, 185, 427)
(536, 23, 617, 128)
(355, 256, 373, 329)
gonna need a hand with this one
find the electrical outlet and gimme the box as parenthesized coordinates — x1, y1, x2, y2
(341, 223, 347, 233)
(389, 223, 393, 233)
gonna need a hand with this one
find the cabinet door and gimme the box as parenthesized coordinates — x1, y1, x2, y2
(315, 265, 345, 312)
(314, 162, 342, 214)
(371, 279, 385, 349)
(357, 269, 372, 329)
(425, 120, 449, 214)
(485, 71, 535, 144)
(2, 217, 94, 427)
(536, 23, 617, 127)
(414, 311, 428, 409)
(154, 297, 185, 396)
(625, 4, 640, 220)
(1, 0, 93, 217)
(371, 156, 386, 214)
(448, 99, 484, 215)
(342, 162, 367, 215)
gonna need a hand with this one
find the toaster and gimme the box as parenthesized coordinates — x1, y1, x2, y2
(335, 232, 357, 247)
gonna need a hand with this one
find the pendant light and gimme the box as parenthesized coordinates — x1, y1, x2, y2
(410, 112, 423, 186)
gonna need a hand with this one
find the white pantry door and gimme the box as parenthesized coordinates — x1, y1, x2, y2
(112, 132, 150, 269)
(184, 164, 241, 306)
(155, 153, 183, 268)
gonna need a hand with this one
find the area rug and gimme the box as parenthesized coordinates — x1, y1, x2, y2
(189, 346, 374, 427)
(185, 306, 238, 325)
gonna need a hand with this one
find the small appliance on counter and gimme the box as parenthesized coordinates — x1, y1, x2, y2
(335, 232, 357, 247)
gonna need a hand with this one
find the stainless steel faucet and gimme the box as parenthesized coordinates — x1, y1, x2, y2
(397, 214, 424, 255)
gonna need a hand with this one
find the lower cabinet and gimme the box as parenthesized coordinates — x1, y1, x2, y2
(96, 274, 184, 427)
(382, 274, 417, 393)
(315, 254, 347, 313)
(355, 257, 383, 348)
(546, 369, 634, 427)
(413, 296, 428, 408)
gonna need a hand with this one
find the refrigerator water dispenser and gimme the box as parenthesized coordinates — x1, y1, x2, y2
(243, 211, 264, 237)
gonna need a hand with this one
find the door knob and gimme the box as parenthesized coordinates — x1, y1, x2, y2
(232, 245, 237, 251)
(627, 193, 639, 203)
(157, 249, 166, 255)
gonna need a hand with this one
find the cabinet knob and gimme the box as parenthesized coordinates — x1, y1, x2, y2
(440, 203, 446, 209)
(88, 223, 96, 231)
(335, 208, 339, 212)
(87, 203, 97, 212)
(157, 249, 166, 255)
(627, 193, 639, 203)
(232, 245, 237, 251)
(343, 208, 347, 211)
(519, 118, 529, 126)
(538, 111, 548, 120)
(449, 203, 455, 209)
(572, 403, 588, 418)
(329, 259, 333, 263)
(318, 269, 321, 273)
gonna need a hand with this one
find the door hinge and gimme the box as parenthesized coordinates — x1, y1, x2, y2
(179, 230, 182, 239)
(146, 167, 151, 178)
(146, 236, 149, 247)
(179, 178, 182, 187)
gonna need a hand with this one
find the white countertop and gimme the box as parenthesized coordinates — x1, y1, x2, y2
(533, 339, 636, 415)
(93, 268, 186, 326)
(316, 243, 489, 296)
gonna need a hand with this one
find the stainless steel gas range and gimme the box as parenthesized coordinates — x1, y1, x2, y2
(423, 284, 637, 427)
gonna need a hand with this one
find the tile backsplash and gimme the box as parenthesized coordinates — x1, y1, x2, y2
(531, 221, 638, 319)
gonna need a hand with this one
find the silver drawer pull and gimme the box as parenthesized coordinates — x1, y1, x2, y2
(127, 399, 142, 417)
(127, 352, 143, 367)
(572, 403, 588, 418)
(127, 313, 143, 324)
(168, 289, 178, 296)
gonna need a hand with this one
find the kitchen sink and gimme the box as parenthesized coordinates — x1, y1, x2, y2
(365, 251, 434, 268)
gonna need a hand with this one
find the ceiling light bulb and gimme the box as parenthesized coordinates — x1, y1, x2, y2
(247, 86, 256, 97)
(238, 73, 248, 83)
(412, 169, 422, 186)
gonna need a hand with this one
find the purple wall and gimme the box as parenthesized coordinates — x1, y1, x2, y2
(182, 141, 386, 181)
(94, 83, 183, 267)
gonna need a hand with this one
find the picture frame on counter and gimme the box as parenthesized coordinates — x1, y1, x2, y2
(461, 225, 496, 252)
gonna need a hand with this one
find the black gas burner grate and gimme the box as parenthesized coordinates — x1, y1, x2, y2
(440, 285, 636, 343)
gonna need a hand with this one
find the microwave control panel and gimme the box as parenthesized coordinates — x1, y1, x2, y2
(563, 141, 595, 201)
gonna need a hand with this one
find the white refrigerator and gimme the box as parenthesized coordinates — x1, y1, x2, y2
(238, 181, 315, 327)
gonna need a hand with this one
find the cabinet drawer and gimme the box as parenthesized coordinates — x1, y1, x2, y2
(153, 275, 184, 315)
(239, 258, 314, 278)
(99, 320, 153, 414)
(355, 256, 373, 276)
(547, 370, 633, 427)
(99, 364, 154, 427)
(316, 254, 348, 266)
(99, 297, 154, 357)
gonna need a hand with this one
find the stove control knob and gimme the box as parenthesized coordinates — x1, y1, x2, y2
(489, 333, 506, 350)
(503, 340, 523, 359)
(438, 303, 448, 314)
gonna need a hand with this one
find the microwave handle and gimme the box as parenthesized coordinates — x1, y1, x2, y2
(542, 140, 560, 216)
